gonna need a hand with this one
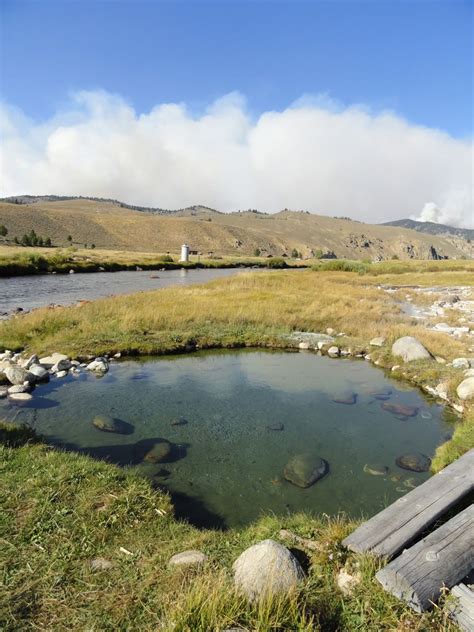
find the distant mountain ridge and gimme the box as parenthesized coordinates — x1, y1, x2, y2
(0, 195, 472, 260)
(383, 218, 473, 242)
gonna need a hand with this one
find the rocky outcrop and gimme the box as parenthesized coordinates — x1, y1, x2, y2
(392, 337, 432, 362)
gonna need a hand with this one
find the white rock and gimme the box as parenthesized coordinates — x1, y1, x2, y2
(317, 341, 328, 350)
(7, 384, 31, 394)
(20, 354, 39, 369)
(8, 392, 33, 401)
(169, 550, 208, 567)
(435, 356, 447, 364)
(337, 569, 361, 596)
(364, 354, 372, 361)
(464, 369, 474, 377)
(435, 382, 449, 400)
(391, 365, 401, 372)
(51, 358, 72, 373)
(327, 346, 340, 356)
(114, 352, 122, 359)
(56, 370, 68, 378)
(392, 336, 432, 363)
(456, 377, 474, 401)
(233, 539, 304, 601)
(86, 357, 109, 373)
(0, 386, 8, 398)
(39, 353, 69, 369)
(370, 337, 386, 347)
(453, 403, 465, 414)
(452, 358, 470, 370)
(298, 342, 310, 350)
(326, 328, 335, 336)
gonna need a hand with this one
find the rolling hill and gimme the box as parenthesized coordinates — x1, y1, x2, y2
(0, 196, 472, 260)
(383, 218, 474, 242)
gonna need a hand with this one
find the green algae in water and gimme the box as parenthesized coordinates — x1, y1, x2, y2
(1, 350, 456, 528)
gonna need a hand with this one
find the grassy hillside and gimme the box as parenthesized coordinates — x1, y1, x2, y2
(0, 198, 471, 260)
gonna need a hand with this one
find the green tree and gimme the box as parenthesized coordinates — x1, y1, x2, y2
(67, 235, 73, 243)
(0, 225, 7, 237)
(253, 248, 261, 257)
(44, 237, 52, 247)
(91, 243, 96, 249)
(291, 248, 299, 259)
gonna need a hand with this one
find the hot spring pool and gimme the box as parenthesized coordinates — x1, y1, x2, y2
(1, 350, 455, 528)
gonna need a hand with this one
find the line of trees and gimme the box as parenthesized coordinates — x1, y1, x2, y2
(13, 229, 52, 247)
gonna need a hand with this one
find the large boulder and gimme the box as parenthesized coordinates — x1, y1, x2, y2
(391, 337, 432, 363)
(283, 454, 328, 488)
(233, 539, 304, 601)
(456, 377, 474, 401)
(5, 366, 34, 386)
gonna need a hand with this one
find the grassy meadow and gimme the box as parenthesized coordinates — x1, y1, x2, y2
(1, 260, 474, 630)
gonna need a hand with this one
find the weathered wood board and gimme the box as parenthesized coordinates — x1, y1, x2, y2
(342, 448, 474, 559)
(448, 584, 474, 632)
(375, 504, 474, 613)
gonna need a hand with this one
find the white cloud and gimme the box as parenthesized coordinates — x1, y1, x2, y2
(1, 90, 472, 227)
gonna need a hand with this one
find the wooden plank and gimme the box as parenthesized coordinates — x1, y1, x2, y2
(448, 584, 474, 632)
(375, 505, 474, 613)
(342, 448, 474, 559)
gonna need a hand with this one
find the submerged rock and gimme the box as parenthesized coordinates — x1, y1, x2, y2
(369, 387, 392, 401)
(144, 440, 172, 463)
(392, 336, 432, 363)
(233, 539, 304, 601)
(396, 453, 431, 472)
(92, 415, 133, 435)
(266, 421, 284, 431)
(381, 402, 418, 418)
(283, 454, 328, 488)
(332, 390, 357, 405)
(170, 417, 188, 426)
(363, 463, 389, 476)
(8, 392, 33, 402)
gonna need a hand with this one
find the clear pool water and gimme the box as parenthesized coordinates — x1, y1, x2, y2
(1, 350, 455, 528)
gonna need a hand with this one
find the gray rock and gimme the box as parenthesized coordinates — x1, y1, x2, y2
(144, 441, 172, 463)
(8, 384, 32, 394)
(396, 453, 431, 472)
(5, 366, 33, 386)
(56, 370, 68, 378)
(21, 354, 39, 369)
(456, 377, 474, 401)
(370, 337, 386, 347)
(452, 358, 470, 370)
(283, 454, 328, 488)
(51, 358, 72, 373)
(28, 364, 49, 382)
(169, 550, 207, 567)
(233, 539, 304, 601)
(391, 336, 432, 363)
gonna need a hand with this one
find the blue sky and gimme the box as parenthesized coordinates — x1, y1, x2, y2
(1, 0, 472, 137)
(1, 1, 472, 225)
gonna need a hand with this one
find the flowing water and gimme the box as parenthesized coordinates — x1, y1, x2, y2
(0, 267, 246, 314)
(1, 350, 455, 528)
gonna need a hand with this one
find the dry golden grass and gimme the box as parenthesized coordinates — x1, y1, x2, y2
(0, 269, 471, 362)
